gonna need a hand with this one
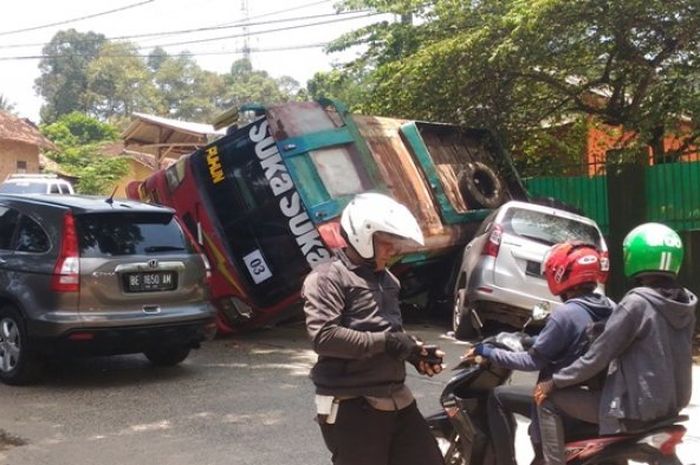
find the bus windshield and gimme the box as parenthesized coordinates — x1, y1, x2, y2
(192, 117, 330, 307)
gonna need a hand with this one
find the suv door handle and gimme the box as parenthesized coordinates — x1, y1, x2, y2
(0, 258, 6, 264)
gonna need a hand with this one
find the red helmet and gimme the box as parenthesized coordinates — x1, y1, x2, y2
(543, 242, 606, 296)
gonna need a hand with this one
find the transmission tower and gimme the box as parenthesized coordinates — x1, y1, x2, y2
(241, 0, 251, 61)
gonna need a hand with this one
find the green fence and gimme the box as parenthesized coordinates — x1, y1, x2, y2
(524, 159, 700, 234)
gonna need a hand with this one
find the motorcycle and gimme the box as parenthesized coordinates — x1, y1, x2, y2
(426, 322, 687, 465)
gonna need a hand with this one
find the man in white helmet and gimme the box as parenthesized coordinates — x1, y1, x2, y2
(302, 192, 446, 465)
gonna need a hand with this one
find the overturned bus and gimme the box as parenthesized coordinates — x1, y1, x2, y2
(127, 99, 527, 333)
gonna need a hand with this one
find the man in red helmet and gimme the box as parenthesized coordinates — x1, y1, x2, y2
(464, 242, 614, 465)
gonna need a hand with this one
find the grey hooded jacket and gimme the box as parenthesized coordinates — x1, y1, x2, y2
(552, 286, 696, 434)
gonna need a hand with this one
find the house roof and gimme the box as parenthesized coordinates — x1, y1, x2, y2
(0, 111, 56, 150)
(122, 112, 226, 160)
(100, 140, 177, 170)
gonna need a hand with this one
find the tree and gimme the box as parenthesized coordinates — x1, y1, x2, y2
(222, 58, 301, 110)
(35, 29, 107, 123)
(306, 68, 367, 110)
(0, 94, 16, 113)
(85, 41, 162, 122)
(150, 50, 227, 121)
(41, 111, 118, 146)
(330, 0, 700, 159)
(40, 112, 127, 195)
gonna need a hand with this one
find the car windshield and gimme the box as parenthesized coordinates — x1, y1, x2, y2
(75, 212, 191, 257)
(502, 207, 602, 247)
(0, 182, 46, 193)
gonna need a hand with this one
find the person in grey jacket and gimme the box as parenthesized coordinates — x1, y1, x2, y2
(302, 193, 445, 465)
(534, 223, 697, 465)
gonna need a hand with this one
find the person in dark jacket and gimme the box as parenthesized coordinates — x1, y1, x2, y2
(302, 192, 445, 465)
(535, 223, 697, 465)
(466, 242, 613, 465)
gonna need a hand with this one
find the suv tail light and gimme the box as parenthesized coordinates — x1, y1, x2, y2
(52, 211, 80, 292)
(482, 225, 503, 257)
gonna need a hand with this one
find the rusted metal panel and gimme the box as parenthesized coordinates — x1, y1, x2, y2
(353, 115, 443, 235)
(266, 102, 340, 140)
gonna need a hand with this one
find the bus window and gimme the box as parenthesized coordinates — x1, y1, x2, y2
(309, 145, 372, 197)
(165, 158, 188, 194)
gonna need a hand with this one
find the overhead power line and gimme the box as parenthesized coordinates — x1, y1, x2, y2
(0, 42, 330, 61)
(0, 0, 155, 37)
(148, 12, 380, 49)
(214, 0, 331, 26)
(0, 10, 372, 50)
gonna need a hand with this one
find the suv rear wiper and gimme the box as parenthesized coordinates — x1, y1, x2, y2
(144, 246, 185, 252)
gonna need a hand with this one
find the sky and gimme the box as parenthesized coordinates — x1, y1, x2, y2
(0, 0, 390, 121)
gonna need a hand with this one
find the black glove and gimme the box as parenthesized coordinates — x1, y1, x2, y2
(385, 332, 422, 362)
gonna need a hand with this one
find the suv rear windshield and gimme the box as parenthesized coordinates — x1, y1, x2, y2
(75, 212, 191, 257)
(502, 207, 602, 247)
(0, 182, 46, 194)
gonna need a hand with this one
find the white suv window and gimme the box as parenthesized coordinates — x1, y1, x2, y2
(0, 178, 75, 195)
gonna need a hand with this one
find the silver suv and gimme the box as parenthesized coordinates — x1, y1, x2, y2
(0, 194, 215, 384)
(0, 174, 75, 195)
(452, 200, 607, 339)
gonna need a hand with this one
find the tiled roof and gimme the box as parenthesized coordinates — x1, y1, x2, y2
(0, 111, 56, 149)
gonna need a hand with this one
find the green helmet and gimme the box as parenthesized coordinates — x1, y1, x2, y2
(623, 223, 683, 278)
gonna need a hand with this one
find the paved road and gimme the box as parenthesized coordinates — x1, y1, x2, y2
(0, 321, 697, 464)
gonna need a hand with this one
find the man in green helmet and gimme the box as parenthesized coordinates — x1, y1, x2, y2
(533, 222, 697, 465)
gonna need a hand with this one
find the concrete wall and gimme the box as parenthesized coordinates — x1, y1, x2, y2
(0, 140, 40, 180)
(113, 159, 156, 199)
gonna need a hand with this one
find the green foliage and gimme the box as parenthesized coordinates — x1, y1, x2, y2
(222, 58, 302, 110)
(72, 152, 129, 195)
(35, 29, 107, 123)
(150, 52, 228, 122)
(40, 113, 126, 194)
(41, 111, 118, 147)
(516, 117, 589, 177)
(306, 68, 368, 110)
(85, 42, 162, 120)
(36, 31, 302, 125)
(327, 0, 700, 161)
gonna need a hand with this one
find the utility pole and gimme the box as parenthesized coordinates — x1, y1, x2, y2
(241, 0, 251, 61)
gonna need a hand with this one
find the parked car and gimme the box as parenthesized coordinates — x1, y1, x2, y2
(0, 173, 75, 195)
(0, 194, 215, 385)
(452, 200, 608, 339)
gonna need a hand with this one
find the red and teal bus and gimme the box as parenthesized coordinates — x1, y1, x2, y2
(128, 99, 526, 333)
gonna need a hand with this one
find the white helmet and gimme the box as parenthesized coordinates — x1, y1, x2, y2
(340, 192, 425, 259)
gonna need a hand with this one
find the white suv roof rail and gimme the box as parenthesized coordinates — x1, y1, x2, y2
(6, 173, 59, 180)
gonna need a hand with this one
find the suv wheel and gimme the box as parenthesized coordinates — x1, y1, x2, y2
(144, 346, 191, 366)
(453, 289, 479, 341)
(0, 306, 41, 385)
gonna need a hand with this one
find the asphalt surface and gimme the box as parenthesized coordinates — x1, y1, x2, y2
(0, 319, 697, 464)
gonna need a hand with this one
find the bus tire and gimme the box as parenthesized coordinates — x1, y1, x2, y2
(459, 162, 506, 209)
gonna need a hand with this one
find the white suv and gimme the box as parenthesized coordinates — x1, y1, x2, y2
(0, 174, 75, 195)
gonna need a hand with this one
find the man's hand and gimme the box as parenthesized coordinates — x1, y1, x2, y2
(461, 344, 489, 366)
(413, 346, 445, 377)
(534, 379, 555, 405)
(385, 332, 422, 361)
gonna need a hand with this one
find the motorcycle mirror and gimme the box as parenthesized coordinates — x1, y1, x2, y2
(522, 303, 550, 332)
(531, 303, 550, 322)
